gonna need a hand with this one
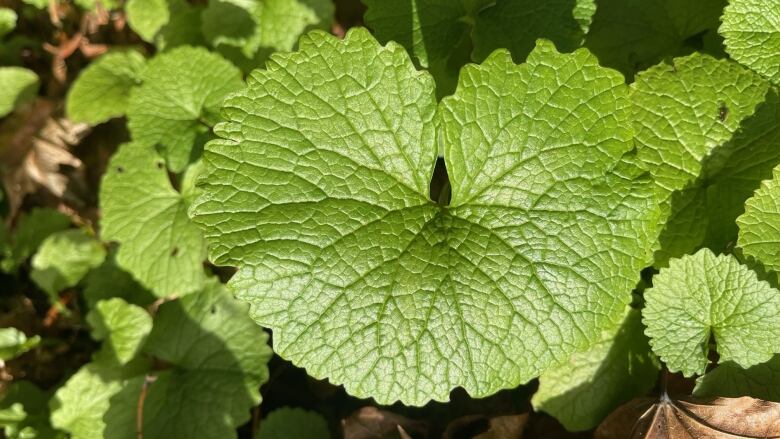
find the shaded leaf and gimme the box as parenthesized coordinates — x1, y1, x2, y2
(259, 407, 330, 439)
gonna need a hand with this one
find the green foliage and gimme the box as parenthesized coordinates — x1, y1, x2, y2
(644, 249, 780, 376)
(720, 0, 780, 86)
(0, 67, 38, 118)
(0, 8, 17, 38)
(258, 407, 330, 439)
(737, 165, 780, 275)
(126, 46, 243, 172)
(532, 308, 659, 431)
(66, 50, 145, 125)
(86, 298, 152, 364)
(191, 28, 657, 405)
(10, 0, 780, 433)
(100, 142, 208, 297)
(584, 0, 726, 78)
(1, 208, 71, 273)
(30, 229, 106, 297)
(50, 282, 272, 439)
(0, 328, 40, 360)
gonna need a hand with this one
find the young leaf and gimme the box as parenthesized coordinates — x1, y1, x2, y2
(191, 29, 658, 405)
(0, 67, 38, 118)
(30, 229, 106, 297)
(737, 165, 780, 275)
(86, 298, 153, 365)
(630, 53, 769, 264)
(695, 357, 780, 402)
(100, 142, 207, 297)
(0, 327, 40, 360)
(258, 407, 330, 439)
(643, 249, 780, 376)
(720, 0, 780, 86)
(126, 46, 243, 172)
(532, 308, 659, 431)
(66, 51, 146, 125)
(585, 0, 727, 78)
(0, 8, 17, 38)
(0, 207, 70, 273)
(126, 0, 170, 42)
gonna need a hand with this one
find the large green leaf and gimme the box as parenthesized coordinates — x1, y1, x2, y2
(720, 0, 780, 86)
(191, 29, 657, 404)
(643, 249, 780, 376)
(737, 165, 780, 276)
(585, 0, 727, 79)
(630, 54, 769, 264)
(0, 67, 38, 118)
(66, 51, 145, 125)
(126, 46, 243, 172)
(30, 229, 106, 297)
(532, 308, 659, 431)
(100, 142, 207, 297)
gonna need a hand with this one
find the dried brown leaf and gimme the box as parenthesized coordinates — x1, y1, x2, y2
(596, 394, 780, 439)
(0, 99, 89, 218)
(342, 407, 428, 439)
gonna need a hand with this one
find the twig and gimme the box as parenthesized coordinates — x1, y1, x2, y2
(136, 374, 158, 439)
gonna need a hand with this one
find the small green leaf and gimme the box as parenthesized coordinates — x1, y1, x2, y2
(2, 382, 63, 439)
(0, 67, 38, 118)
(191, 29, 657, 404)
(258, 408, 330, 439)
(737, 165, 780, 276)
(0, 328, 40, 361)
(30, 229, 106, 297)
(585, 0, 727, 78)
(0, 8, 17, 38)
(100, 142, 208, 297)
(126, 46, 243, 172)
(532, 309, 659, 431)
(1, 208, 70, 273)
(87, 298, 153, 365)
(643, 249, 780, 376)
(66, 51, 146, 125)
(720, 0, 780, 86)
(126, 0, 170, 42)
(695, 356, 780, 402)
(50, 361, 149, 439)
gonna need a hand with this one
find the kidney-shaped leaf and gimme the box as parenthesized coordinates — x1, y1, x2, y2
(643, 249, 780, 377)
(190, 28, 658, 405)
